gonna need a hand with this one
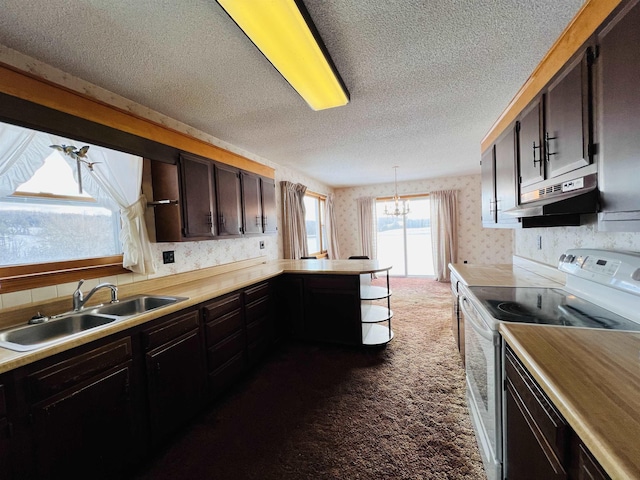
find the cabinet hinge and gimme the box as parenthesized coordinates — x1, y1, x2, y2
(515, 121, 521, 133)
(589, 143, 598, 157)
(587, 46, 598, 65)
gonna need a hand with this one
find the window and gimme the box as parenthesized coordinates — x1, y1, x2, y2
(0, 152, 121, 267)
(304, 192, 327, 256)
(0, 122, 126, 293)
(376, 195, 433, 276)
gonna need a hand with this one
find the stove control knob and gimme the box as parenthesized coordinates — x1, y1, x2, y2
(632, 268, 640, 281)
(566, 255, 575, 263)
(558, 254, 566, 263)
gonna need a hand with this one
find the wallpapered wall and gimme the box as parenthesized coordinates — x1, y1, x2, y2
(334, 174, 514, 265)
(515, 218, 640, 267)
(0, 46, 332, 308)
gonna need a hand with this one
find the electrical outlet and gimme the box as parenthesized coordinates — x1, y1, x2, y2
(259, 241, 265, 250)
(537, 235, 543, 250)
(162, 250, 175, 264)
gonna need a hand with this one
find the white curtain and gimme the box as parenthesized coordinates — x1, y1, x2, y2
(77, 147, 157, 274)
(281, 181, 308, 259)
(0, 121, 156, 274)
(357, 196, 376, 259)
(324, 193, 341, 259)
(430, 190, 458, 282)
(0, 123, 51, 197)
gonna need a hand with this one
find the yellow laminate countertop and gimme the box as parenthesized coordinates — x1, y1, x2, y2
(501, 323, 640, 480)
(449, 262, 563, 287)
(0, 259, 391, 374)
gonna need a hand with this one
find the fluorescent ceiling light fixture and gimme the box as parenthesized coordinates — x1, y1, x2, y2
(217, 0, 349, 111)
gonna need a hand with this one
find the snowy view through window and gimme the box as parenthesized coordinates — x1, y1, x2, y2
(0, 151, 121, 266)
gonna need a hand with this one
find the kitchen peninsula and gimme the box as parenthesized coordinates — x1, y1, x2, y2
(0, 258, 391, 479)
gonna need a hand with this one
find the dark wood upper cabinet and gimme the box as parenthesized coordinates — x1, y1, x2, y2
(241, 171, 262, 235)
(516, 45, 595, 204)
(147, 153, 277, 241)
(179, 153, 216, 239)
(261, 176, 277, 234)
(215, 164, 243, 236)
(481, 146, 496, 226)
(481, 124, 520, 228)
(149, 160, 183, 242)
(544, 50, 592, 178)
(597, 0, 640, 231)
(518, 98, 545, 188)
(494, 125, 519, 226)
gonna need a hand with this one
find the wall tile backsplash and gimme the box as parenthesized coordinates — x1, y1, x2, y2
(515, 219, 640, 266)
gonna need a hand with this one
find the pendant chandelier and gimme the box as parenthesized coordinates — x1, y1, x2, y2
(384, 166, 410, 216)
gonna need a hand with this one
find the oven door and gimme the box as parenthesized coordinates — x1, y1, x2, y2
(461, 294, 502, 480)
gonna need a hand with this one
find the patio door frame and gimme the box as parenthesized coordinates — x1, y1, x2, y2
(376, 194, 431, 277)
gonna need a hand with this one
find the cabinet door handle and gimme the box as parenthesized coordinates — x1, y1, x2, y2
(545, 132, 557, 161)
(532, 141, 542, 166)
(206, 212, 212, 227)
(256, 215, 261, 226)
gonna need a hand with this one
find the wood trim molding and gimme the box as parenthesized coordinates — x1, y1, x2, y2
(0, 62, 275, 179)
(0, 256, 128, 294)
(481, 0, 622, 152)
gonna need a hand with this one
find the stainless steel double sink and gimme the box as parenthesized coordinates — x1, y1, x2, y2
(0, 295, 187, 352)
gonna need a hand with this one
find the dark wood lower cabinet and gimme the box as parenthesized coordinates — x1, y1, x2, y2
(31, 365, 136, 479)
(0, 275, 359, 478)
(298, 275, 361, 345)
(576, 443, 610, 480)
(0, 381, 12, 479)
(142, 309, 205, 446)
(24, 337, 139, 480)
(244, 282, 274, 365)
(203, 292, 246, 396)
(504, 345, 611, 480)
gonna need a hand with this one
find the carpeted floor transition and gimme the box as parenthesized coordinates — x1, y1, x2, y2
(133, 277, 485, 480)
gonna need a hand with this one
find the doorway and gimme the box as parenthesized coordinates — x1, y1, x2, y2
(376, 196, 433, 276)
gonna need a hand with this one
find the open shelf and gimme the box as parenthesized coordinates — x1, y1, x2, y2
(360, 285, 391, 301)
(362, 324, 395, 346)
(359, 270, 393, 345)
(361, 305, 393, 323)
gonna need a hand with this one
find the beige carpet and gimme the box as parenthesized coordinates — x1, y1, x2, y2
(133, 277, 485, 480)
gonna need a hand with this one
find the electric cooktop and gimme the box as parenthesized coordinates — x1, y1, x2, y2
(468, 286, 640, 331)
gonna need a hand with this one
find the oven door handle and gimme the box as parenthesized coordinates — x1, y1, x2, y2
(461, 296, 494, 341)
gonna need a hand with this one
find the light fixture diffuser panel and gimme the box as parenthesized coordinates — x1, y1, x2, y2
(217, 0, 349, 110)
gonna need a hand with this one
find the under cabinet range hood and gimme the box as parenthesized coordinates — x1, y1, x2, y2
(504, 173, 599, 227)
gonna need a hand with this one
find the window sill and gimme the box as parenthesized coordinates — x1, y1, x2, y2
(0, 256, 127, 295)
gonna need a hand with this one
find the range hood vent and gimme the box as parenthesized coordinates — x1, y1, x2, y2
(505, 173, 599, 222)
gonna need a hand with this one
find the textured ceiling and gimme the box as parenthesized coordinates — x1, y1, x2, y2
(0, 0, 584, 187)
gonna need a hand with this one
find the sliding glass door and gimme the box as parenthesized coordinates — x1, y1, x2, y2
(376, 196, 433, 276)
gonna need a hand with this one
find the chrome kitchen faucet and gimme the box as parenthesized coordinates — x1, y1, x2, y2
(72, 279, 119, 311)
